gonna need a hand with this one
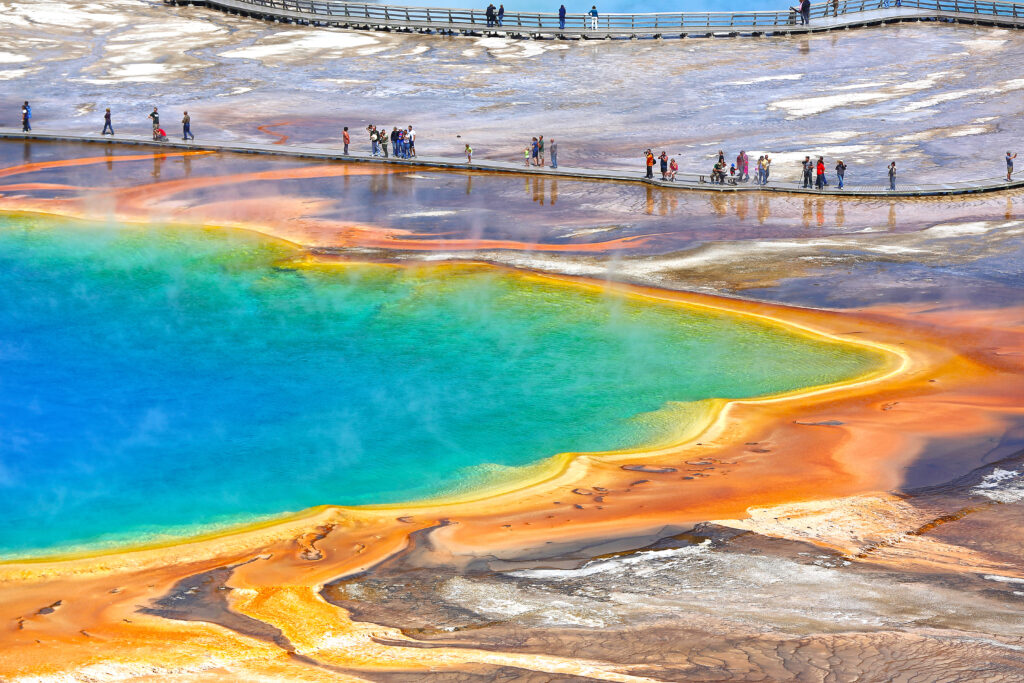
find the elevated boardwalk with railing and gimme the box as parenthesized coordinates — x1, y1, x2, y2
(2, 130, 1020, 198)
(165, 0, 1024, 38)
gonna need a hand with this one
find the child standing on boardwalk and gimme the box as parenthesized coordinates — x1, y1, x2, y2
(1008, 151, 1017, 181)
(465, 143, 473, 163)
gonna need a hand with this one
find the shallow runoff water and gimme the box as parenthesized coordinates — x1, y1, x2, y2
(0, 215, 881, 558)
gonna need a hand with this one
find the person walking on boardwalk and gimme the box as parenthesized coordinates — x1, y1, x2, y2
(538, 135, 545, 166)
(182, 111, 195, 141)
(102, 108, 114, 136)
(343, 126, 350, 155)
(1008, 151, 1017, 181)
(762, 154, 772, 183)
(815, 156, 826, 189)
(550, 139, 558, 168)
(835, 159, 846, 189)
(497, 4, 504, 25)
(800, 0, 811, 25)
(558, 4, 566, 29)
(888, 161, 897, 190)
(801, 155, 813, 188)
(659, 150, 669, 180)
(21, 101, 31, 132)
(644, 149, 654, 179)
(589, 5, 599, 29)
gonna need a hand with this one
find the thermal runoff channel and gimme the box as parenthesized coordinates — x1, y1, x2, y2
(0, 215, 883, 558)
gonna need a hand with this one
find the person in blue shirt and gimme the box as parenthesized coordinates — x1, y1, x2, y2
(589, 5, 598, 29)
(497, 4, 504, 25)
(558, 4, 566, 29)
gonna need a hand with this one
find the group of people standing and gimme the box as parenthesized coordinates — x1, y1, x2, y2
(525, 135, 557, 168)
(481, 5, 598, 31)
(800, 155, 848, 190)
(87, 106, 194, 141)
(367, 124, 416, 159)
(484, 3, 505, 26)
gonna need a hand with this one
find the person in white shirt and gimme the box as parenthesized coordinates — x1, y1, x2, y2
(407, 125, 416, 157)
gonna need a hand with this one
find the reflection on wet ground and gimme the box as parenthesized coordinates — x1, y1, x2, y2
(3, 140, 1022, 311)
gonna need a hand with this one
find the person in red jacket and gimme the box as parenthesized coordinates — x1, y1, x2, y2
(815, 156, 826, 190)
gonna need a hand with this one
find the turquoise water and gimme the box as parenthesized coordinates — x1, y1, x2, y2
(0, 215, 881, 558)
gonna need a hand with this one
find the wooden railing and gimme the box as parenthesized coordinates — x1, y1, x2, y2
(186, 0, 1024, 32)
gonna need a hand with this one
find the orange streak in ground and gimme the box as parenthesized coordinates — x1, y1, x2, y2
(0, 165, 654, 253)
(0, 151, 214, 179)
(256, 122, 293, 145)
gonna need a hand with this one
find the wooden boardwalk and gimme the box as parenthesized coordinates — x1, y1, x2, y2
(2, 130, 1020, 198)
(169, 0, 1024, 39)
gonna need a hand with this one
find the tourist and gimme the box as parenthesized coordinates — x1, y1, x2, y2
(465, 143, 473, 162)
(1008, 151, 1017, 181)
(659, 151, 669, 180)
(485, 3, 495, 27)
(801, 0, 811, 24)
(21, 101, 31, 132)
(668, 157, 678, 181)
(815, 156, 826, 189)
(550, 139, 558, 168)
(524, 146, 531, 166)
(589, 5, 598, 29)
(531, 136, 539, 165)
(148, 107, 159, 137)
(498, 4, 504, 25)
(538, 135, 545, 166)
(835, 159, 846, 189)
(730, 162, 737, 178)
(407, 125, 416, 157)
(102, 108, 113, 136)
(718, 149, 725, 166)
(763, 154, 772, 183)
(343, 126, 350, 155)
(182, 111, 195, 141)
(737, 150, 749, 181)
(369, 125, 378, 156)
(754, 155, 764, 184)
(888, 161, 897, 190)
(380, 125, 389, 157)
(644, 149, 654, 179)
(559, 3, 566, 29)
(391, 126, 400, 157)
(800, 156, 813, 188)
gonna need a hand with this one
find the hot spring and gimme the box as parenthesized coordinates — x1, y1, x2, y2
(0, 214, 884, 558)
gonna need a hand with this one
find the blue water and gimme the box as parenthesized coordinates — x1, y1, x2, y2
(0, 216, 880, 558)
